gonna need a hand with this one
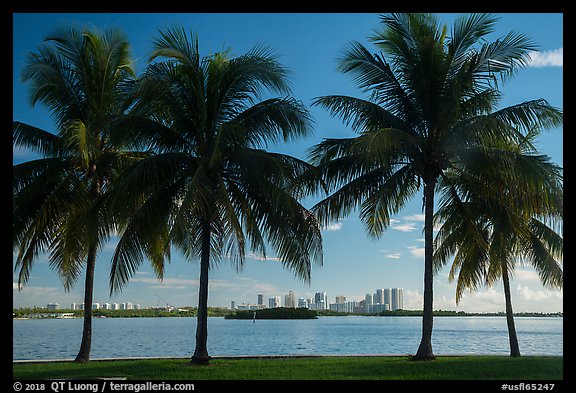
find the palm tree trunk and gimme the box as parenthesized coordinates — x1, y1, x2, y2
(502, 262, 521, 357)
(74, 244, 97, 362)
(413, 180, 436, 360)
(191, 221, 211, 365)
(75, 167, 101, 363)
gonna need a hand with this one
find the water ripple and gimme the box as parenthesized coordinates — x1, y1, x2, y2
(13, 316, 563, 360)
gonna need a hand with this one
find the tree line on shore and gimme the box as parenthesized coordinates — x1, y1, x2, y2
(13, 306, 562, 319)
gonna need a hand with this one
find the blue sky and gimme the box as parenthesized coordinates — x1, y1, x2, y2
(12, 13, 563, 312)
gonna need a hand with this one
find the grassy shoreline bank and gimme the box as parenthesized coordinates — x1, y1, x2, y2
(13, 355, 563, 380)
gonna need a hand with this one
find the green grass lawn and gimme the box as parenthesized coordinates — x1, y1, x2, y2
(13, 356, 563, 380)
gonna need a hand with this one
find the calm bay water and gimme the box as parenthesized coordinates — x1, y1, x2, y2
(12, 316, 562, 360)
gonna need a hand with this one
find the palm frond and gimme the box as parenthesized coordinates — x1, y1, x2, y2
(469, 30, 537, 83)
(13, 122, 65, 157)
(449, 14, 498, 59)
(109, 177, 178, 295)
(312, 95, 411, 134)
(334, 41, 416, 122)
(360, 165, 419, 237)
(150, 26, 200, 67)
(312, 164, 392, 227)
(230, 45, 293, 97)
(223, 97, 312, 149)
(523, 218, 563, 289)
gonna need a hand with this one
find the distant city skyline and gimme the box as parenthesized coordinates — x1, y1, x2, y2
(18, 302, 144, 311)
(231, 288, 404, 313)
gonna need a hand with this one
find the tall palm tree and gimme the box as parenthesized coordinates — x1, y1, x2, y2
(434, 129, 563, 357)
(105, 27, 323, 365)
(309, 13, 562, 360)
(13, 25, 139, 362)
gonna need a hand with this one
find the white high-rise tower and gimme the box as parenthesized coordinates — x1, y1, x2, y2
(391, 288, 404, 311)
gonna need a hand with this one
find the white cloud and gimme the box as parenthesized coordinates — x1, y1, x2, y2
(13, 284, 81, 309)
(131, 277, 198, 286)
(389, 214, 421, 232)
(13, 283, 60, 293)
(223, 277, 282, 303)
(516, 284, 563, 302)
(379, 249, 402, 259)
(149, 285, 186, 290)
(513, 268, 540, 283)
(322, 222, 343, 231)
(392, 223, 417, 232)
(403, 214, 425, 222)
(408, 245, 425, 258)
(251, 282, 281, 294)
(246, 252, 281, 262)
(404, 289, 423, 309)
(527, 48, 563, 68)
(456, 287, 505, 312)
(389, 214, 427, 232)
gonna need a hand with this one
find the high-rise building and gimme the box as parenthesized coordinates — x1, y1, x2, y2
(47, 303, 60, 310)
(384, 288, 391, 308)
(329, 300, 358, 313)
(298, 298, 308, 308)
(370, 303, 390, 313)
(257, 293, 264, 306)
(374, 289, 385, 305)
(268, 296, 281, 308)
(311, 291, 328, 310)
(231, 301, 236, 310)
(364, 293, 373, 306)
(391, 288, 404, 311)
(314, 292, 327, 305)
(285, 291, 296, 308)
(335, 295, 346, 304)
(364, 293, 373, 313)
(237, 303, 259, 310)
(308, 301, 326, 310)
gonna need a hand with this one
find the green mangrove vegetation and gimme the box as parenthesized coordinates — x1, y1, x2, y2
(225, 307, 318, 319)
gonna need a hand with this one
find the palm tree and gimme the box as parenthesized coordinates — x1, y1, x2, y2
(434, 129, 563, 357)
(105, 27, 323, 365)
(13, 25, 139, 362)
(309, 13, 562, 360)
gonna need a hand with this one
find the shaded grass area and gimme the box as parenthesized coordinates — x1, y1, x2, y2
(13, 356, 562, 380)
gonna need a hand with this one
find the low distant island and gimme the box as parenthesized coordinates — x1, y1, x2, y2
(225, 307, 318, 320)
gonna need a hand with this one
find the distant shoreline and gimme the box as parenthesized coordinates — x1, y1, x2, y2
(12, 308, 563, 319)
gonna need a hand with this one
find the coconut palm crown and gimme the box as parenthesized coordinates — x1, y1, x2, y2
(434, 128, 563, 356)
(13, 25, 139, 362)
(105, 27, 323, 365)
(309, 13, 562, 360)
